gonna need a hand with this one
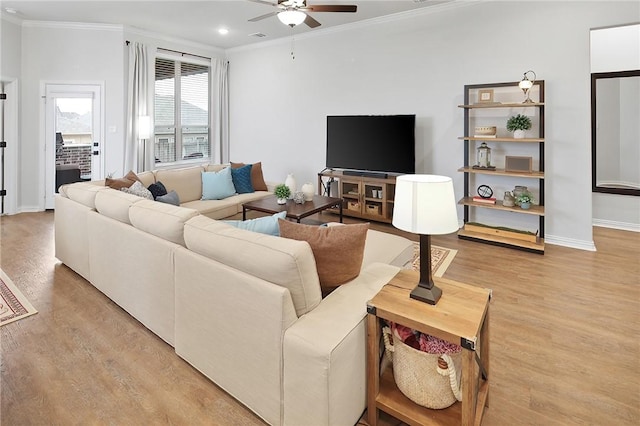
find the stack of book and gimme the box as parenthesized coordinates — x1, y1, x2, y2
(472, 196, 496, 204)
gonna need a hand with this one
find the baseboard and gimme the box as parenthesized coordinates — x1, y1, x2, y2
(544, 234, 597, 252)
(593, 219, 640, 232)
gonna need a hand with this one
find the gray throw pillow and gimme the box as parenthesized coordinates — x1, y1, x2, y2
(156, 190, 180, 206)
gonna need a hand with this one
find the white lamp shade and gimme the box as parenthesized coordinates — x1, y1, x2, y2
(519, 79, 533, 90)
(138, 115, 152, 139)
(392, 175, 459, 235)
(278, 10, 306, 26)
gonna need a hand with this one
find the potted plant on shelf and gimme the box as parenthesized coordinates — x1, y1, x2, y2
(506, 114, 532, 139)
(274, 184, 291, 205)
(515, 192, 534, 210)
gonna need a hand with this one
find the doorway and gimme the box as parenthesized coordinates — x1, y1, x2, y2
(44, 83, 104, 209)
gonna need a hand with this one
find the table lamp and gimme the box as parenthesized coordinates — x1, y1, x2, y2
(392, 175, 459, 305)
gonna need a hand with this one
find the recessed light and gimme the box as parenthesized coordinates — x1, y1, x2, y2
(4, 8, 18, 14)
(218, 28, 229, 35)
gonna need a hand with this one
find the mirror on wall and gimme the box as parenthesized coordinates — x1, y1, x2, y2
(591, 69, 640, 196)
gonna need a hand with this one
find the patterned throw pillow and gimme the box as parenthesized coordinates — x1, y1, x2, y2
(230, 164, 254, 194)
(278, 220, 369, 291)
(148, 181, 168, 199)
(231, 162, 268, 191)
(121, 180, 153, 200)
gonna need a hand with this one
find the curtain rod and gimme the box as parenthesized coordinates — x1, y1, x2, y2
(125, 41, 210, 60)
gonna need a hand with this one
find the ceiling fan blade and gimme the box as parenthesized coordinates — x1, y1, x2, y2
(304, 14, 321, 28)
(304, 5, 357, 13)
(248, 11, 279, 22)
(248, 0, 278, 6)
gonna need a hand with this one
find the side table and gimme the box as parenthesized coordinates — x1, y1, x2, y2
(366, 270, 491, 425)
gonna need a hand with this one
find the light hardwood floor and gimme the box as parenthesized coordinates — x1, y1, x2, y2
(1, 211, 638, 425)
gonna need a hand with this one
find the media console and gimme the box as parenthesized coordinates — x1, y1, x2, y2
(318, 170, 397, 224)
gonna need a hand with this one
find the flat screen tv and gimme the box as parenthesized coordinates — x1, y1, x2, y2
(326, 115, 415, 175)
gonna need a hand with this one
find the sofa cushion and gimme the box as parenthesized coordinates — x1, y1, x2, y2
(129, 200, 199, 247)
(231, 162, 268, 191)
(105, 170, 140, 190)
(222, 211, 286, 236)
(95, 188, 146, 224)
(184, 215, 322, 316)
(62, 182, 109, 209)
(278, 220, 369, 290)
(230, 164, 254, 194)
(202, 167, 236, 200)
(137, 171, 156, 187)
(157, 190, 180, 206)
(155, 166, 204, 203)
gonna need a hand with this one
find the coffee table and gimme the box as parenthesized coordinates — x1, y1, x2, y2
(242, 195, 343, 223)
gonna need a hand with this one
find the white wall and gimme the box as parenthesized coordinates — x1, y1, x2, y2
(20, 22, 124, 211)
(591, 23, 640, 232)
(227, 1, 639, 249)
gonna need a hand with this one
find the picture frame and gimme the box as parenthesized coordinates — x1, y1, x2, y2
(478, 89, 494, 103)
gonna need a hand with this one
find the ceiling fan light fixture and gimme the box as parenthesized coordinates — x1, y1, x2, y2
(277, 10, 306, 27)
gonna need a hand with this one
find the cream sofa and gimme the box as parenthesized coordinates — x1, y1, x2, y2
(54, 164, 414, 426)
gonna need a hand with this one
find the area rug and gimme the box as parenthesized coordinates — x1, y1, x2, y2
(404, 242, 457, 277)
(0, 269, 37, 326)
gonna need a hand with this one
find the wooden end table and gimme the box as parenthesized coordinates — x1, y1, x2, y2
(366, 269, 491, 426)
(242, 195, 343, 223)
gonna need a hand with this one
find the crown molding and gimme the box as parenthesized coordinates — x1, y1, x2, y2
(22, 20, 123, 32)
(0, 12, 24, 25)
(125, 25, 225, 56)
(226, 0, 480, 54)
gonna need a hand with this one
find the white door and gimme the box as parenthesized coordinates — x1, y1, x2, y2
(44, 83, 103, 209)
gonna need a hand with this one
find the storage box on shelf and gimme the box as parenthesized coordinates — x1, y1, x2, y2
(458, 80, 546, 253)
(317, 170, 396, 223)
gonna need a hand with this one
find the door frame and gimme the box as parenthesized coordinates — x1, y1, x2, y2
(0, 78, 19, 215)
(42, 81, 105, 209)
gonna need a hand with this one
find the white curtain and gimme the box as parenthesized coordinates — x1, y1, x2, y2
(212, 59, 229, 164)
(124, 42, 153, 173)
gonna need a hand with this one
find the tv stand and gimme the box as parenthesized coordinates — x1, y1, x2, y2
(318, 170, 397, 224)
(342, 170, 388, 179)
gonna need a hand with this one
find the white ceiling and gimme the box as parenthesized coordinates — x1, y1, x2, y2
(0, 0, 452, 49)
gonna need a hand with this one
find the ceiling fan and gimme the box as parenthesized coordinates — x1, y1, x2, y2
(248, 0, 357, 28)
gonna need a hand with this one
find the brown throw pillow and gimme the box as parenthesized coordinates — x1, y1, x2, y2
(278, 220, 369, 291)
(105, 170, 141, 190)
(231, 162, 268, 191)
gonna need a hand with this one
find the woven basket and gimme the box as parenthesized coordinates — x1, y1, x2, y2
(383, 327, 462, 409)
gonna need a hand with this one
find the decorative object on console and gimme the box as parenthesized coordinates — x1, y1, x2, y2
(392, 175, 459, 305)
(274, 184, 291, 205)
(301, 182, 315, 201)
(476, 184, 493, 199)
(477, 89, 494, 104)
(518, 70, 537, 103)
(516, 192, 534, 210)
(475, 142, 492, 168)
(284, 173, 296, 198)
(293, 191, 305, 204)
(506, 113, 532, 139)
(512, 185, 528, 206)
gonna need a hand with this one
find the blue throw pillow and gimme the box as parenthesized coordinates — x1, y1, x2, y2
(202, 167, 236, 200)
(222, 211, 287, 236)
(156, 190, 180, 206)
(230, 164, 254, 194)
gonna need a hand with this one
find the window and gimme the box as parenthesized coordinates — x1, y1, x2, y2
(154, 55, 210, 164)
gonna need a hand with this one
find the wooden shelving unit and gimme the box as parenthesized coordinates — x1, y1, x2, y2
(458, 80, 546, 253)
(317, 170, 396, 223)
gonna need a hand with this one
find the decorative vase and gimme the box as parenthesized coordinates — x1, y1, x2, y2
(301, 183, 314, 201)
(277, 198, 287, 205)
(520, 202, 531, 210)
(284, 174, 296, 199)
(513, 186, 528, 206)
(293, 192, 305, 204)
(513, 129, 526, 139)
(503, 191, 515, 207)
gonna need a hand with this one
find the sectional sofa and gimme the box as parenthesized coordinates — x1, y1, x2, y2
(54, 164, 415, 426)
